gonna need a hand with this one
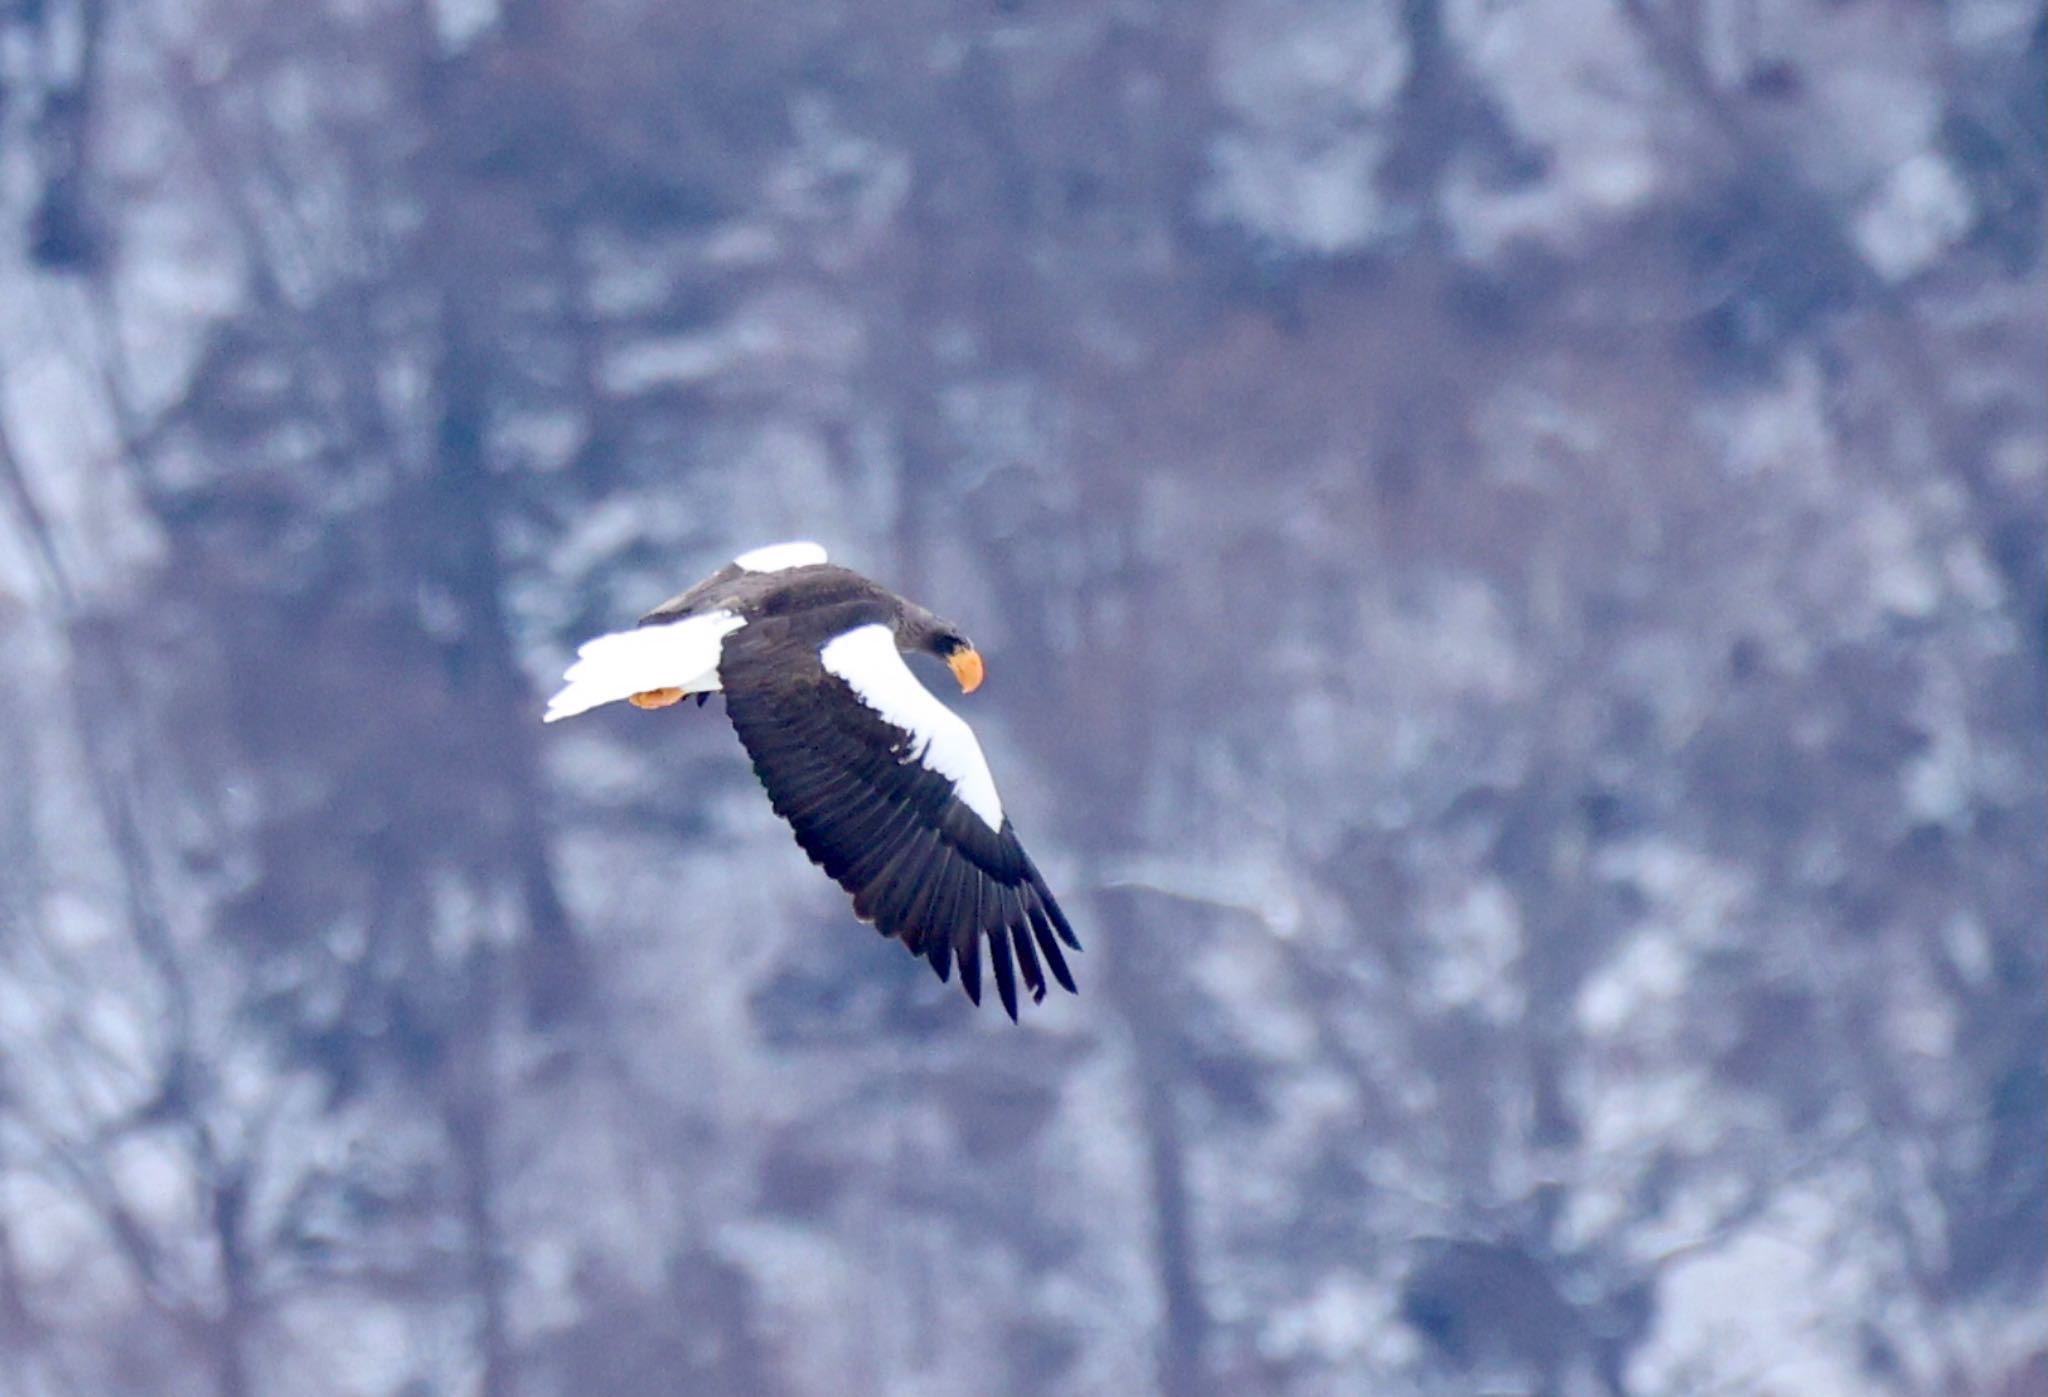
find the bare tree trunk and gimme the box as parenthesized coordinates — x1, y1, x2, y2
(209, 1168, 255, 1397)
(404, 14, 587, 1026)
(4, 376, 261, 1397)
(1100, 887, 1209, 1397)
(419, 285, 588, 1022)
(446, 982, 515, 1397)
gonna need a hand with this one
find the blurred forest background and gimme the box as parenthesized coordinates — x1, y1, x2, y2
(0, 0, 2041, 1394)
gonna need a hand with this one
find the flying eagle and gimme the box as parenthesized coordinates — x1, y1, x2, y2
(544, 541, 1079, 1019)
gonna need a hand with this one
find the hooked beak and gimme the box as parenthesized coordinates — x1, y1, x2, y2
(947, 647, 985, 693)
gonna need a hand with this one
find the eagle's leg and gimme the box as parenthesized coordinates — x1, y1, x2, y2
(628, 688, 688, 709)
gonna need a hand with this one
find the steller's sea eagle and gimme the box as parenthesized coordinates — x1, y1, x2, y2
(544, 541, 1079, 1019)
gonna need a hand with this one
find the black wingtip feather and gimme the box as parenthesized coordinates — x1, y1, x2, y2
(1044, 892, 1081, 950)
(1010, 919, 1047, 1003)
(987, 927, 1019, 1022)
(997, 887, 1045, 1003)
(1028, 904, 1077, 994)
(958, 935, 983, 1006)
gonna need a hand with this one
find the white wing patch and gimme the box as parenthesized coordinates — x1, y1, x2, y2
(543, 610, 747, 722)
(819, 623, 1005, 831)
(734, 541, 828, 572)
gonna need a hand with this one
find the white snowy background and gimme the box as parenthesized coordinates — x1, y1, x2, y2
(0, 0, 2040, 1394)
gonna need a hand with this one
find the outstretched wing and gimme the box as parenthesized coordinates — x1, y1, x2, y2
(719, 621, 1080, 1019)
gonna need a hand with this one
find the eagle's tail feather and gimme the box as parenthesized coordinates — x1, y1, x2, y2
(542, 611, 745, 722)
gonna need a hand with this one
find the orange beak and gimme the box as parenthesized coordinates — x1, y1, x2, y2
(947, 647, 985, 694)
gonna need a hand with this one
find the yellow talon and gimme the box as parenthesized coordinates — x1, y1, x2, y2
(629, 688, 687, 709)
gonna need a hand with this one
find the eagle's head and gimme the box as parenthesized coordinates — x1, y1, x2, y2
(898, 607, 984, 693)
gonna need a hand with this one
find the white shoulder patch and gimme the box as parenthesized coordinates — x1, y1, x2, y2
(819, 623, 1005, 831)
(734, 541, 829, 573)
(543, 609, 746, 722)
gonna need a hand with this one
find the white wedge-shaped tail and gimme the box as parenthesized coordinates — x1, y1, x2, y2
(543, 610, 747, 722)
